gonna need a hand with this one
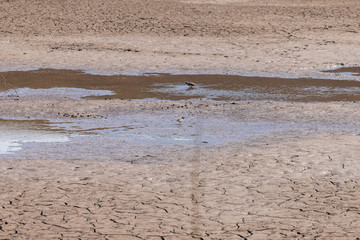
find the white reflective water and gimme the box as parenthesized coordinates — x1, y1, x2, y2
(0, 120, 70, 154)
(1, 113, 358, 159)
(1, 87, 114, 99)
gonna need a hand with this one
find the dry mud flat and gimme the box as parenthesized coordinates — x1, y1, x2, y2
(1, 132, 360, 239)
(0, 135, 360, 240)
(1, 0, 360, 77)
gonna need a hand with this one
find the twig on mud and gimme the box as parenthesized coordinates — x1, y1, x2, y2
(1, 73, 19, 98)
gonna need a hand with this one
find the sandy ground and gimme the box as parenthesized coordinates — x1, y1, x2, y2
(1, 0, 360, 78)
(1, 0, 360, 239)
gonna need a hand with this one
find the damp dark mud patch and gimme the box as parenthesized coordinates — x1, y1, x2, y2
(1, 69, 360, 102)
(324, 67, 360, 77)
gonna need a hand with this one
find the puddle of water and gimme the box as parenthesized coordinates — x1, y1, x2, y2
(1, 87, 114, 99)
(2, 113, 358, 159)
(53, 114, 312, 145)
(1, 69, 360, 102)
(153, 83, 360, 102)
(0, 115, 295, 157)
(324, 67, 360, 77)
(0, 119, 70, 154)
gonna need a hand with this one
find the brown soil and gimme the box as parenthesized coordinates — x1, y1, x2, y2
(1, 0, 360, 78)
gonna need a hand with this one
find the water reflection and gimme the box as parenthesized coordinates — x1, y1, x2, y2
(324, 67, 360, 77)
(1, 87, 114, 99)
(151, 83, 360, 102)
(0, 116, 303, 158)
(0, 119, 70, 154)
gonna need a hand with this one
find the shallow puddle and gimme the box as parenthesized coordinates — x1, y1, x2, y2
(1, 69, 360, 101)
(0, 119, 70, 154)
(324, 67, 360, 77)
(1, 111, 358, 159)
(2, 111, 358, 160)
(0, 115, 316, 158)
(3, 87, 114, 100)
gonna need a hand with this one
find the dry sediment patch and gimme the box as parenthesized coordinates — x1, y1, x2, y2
(1, 0, 360, 76)
(1, 134, 360, 239)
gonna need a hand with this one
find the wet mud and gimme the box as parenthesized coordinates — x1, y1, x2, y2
(2, 69, 360, 102)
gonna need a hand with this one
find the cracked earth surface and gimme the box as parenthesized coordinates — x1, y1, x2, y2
(1, 134, 360, 239)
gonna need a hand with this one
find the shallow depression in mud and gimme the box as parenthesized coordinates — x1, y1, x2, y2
(1, 69, 360, 102)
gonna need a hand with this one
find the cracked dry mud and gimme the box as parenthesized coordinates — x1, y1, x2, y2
(1, 0, 360, 78)
(1, 135, 360, 239)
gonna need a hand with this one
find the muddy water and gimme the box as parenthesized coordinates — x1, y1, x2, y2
(1, 69, 360, 102)
(324, 67, 360, 77)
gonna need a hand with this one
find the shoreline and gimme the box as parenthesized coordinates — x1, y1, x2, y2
(1, 64, 360, 81)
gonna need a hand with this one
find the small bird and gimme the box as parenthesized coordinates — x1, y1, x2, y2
(175, 116, 184, 124)
(185, 81, 197, 87)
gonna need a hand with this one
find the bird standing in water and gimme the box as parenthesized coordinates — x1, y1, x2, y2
(175, 116, 184, 124)
(185, 82, 197, 87)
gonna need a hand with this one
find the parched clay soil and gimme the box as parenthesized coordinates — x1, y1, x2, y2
(1, 0, 360, 78)
(1, 134, 360, 239)
(1, 0, 360, 239)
